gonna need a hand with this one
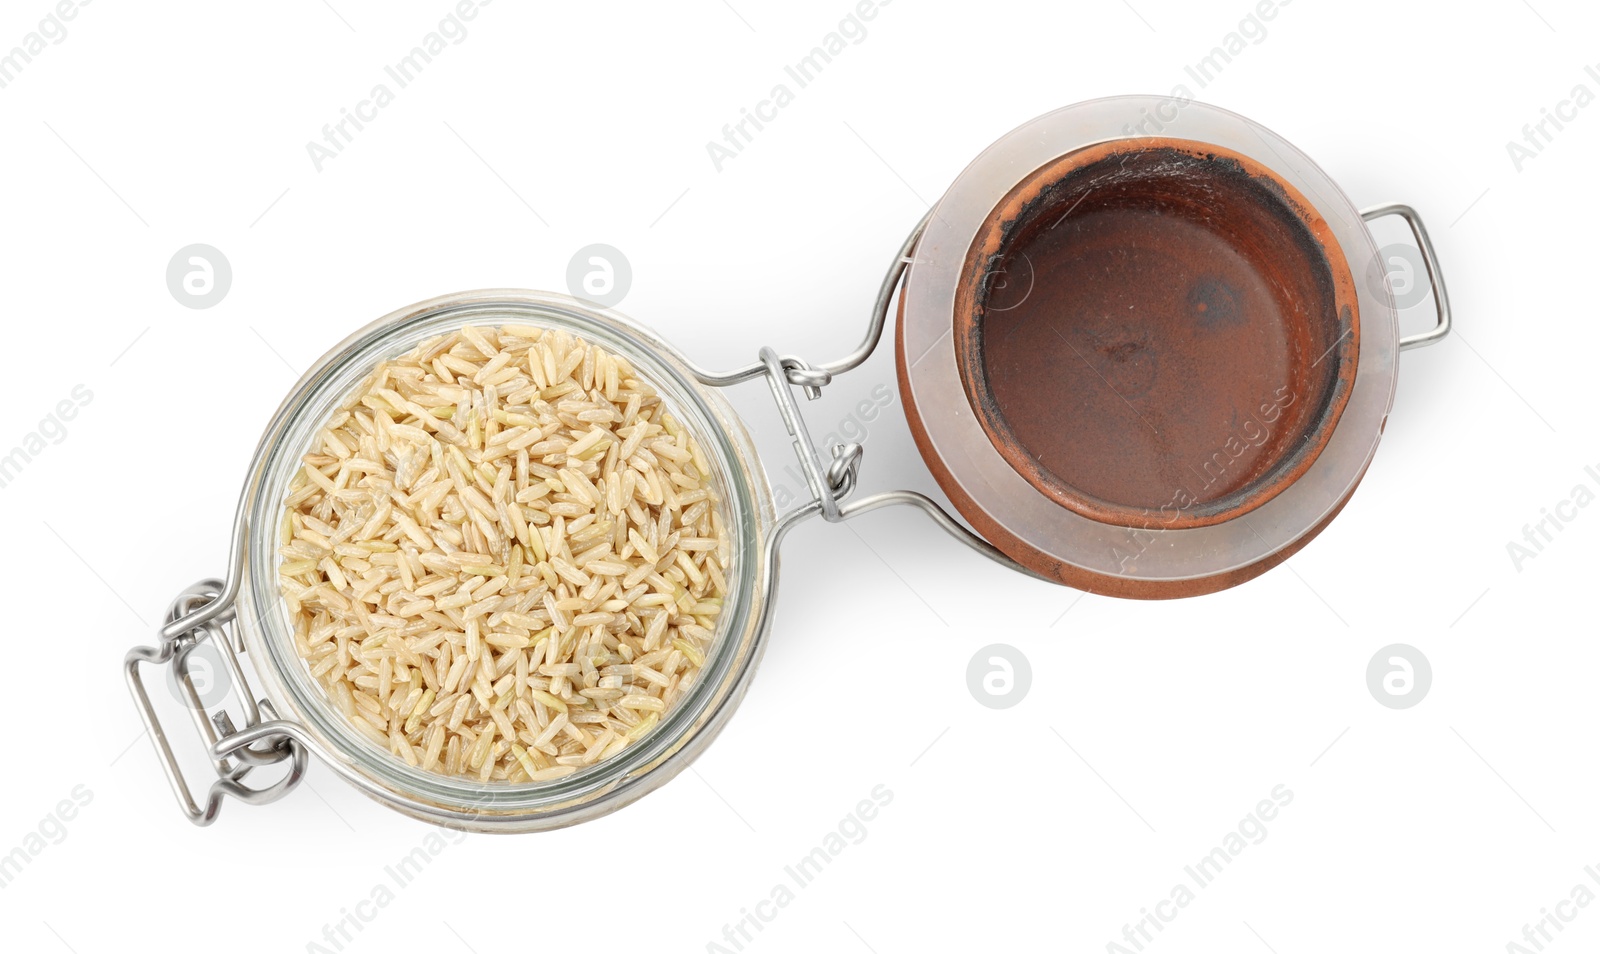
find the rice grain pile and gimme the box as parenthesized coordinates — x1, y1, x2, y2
(277, 323, 730, 782)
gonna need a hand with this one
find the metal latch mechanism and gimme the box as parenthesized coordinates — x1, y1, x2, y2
(124, 555, 308, 826)
(683, 212, 1048, 577)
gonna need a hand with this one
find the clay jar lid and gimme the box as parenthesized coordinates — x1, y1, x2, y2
(954, 139, 1360, 532)
(897, 98, 1399, 598)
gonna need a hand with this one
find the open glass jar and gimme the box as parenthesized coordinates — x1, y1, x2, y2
(125, 96, 1450, 831)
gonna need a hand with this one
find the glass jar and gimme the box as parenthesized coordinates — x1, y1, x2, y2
(129, 291, 793, 832)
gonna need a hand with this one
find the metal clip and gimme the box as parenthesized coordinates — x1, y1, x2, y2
(124, 575, 307, 826)
(683, 213, 1050, 581)
(756, 348, 863, 521)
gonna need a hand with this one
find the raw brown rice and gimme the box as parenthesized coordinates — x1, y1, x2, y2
(277, 324, 731, 782)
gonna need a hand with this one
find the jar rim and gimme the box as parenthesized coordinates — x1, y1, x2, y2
(234, 290, 777, 831)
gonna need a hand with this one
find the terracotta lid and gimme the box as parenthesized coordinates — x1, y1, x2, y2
(897, 98, 1399, 598)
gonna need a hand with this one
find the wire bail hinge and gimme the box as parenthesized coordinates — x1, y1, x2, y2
(124, 577, 308, 826)
(756, 347, 864, 521)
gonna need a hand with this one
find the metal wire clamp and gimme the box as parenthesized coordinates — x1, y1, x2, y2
(684, 212, 1050, 580)
(124, 575, 308, 826)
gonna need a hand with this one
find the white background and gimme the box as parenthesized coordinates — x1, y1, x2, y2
(1, 0, 1595, 951)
